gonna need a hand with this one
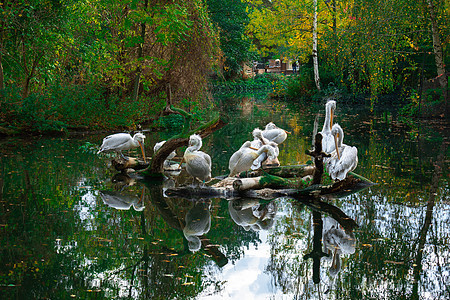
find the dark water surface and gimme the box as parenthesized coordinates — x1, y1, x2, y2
(1, 95, 449, 299)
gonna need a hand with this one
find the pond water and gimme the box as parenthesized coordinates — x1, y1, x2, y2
(0, 95, 449, 299)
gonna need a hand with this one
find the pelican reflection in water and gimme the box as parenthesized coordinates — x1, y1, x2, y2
(228, 199, 277, 231)
(322, 217, 356, 293)
(99, 189, 145, 211)
(183, 201, 211, 252)
(98, 132, 146, 162)
(184, 134, 212, 185)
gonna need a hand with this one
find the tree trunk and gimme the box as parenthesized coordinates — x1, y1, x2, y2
(132, 0, 149, 102)
(0, 21, 4, 90)
(312, 0, 321, 91)
(143, 114, 227, 177)
(426, 0, 448, 103)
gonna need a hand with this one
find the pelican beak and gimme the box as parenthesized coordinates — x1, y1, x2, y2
(138, 141, 146, 163)
(249, 147, 259, 150)
(284, 130, 291, 134)
(330, 108, 334, 128)
(334, 133, 340, 159)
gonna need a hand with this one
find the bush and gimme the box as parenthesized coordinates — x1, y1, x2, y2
(270, 67, 315, 99)
(0, 83, 164, 134)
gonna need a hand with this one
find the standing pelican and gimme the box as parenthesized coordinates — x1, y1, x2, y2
(320, 100, 336, 154)
(98, 132, 146, 161)
(250, 128, 280, 170)
(326, 123, 358, 181)
(154, 140, 177, 169)
(184, 134, 212, 184)
(228, 142, 277, 177)
(262, 122, 289, 144)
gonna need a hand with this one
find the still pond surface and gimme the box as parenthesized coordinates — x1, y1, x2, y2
(0, 95, 449, 299)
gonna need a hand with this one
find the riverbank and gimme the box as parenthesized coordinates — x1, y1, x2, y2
(1, 75, 447, 137)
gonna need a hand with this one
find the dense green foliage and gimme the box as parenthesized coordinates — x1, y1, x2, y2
(207, 0, 255, 79)
(0, 0, 219, 134)
(0, 0, 447, 135)
(246, 0, 448, 110)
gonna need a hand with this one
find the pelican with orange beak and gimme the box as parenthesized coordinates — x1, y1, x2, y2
(326, 123, 358, 181)
(98, 132, 146, 162)
(320, 100, 337, 154)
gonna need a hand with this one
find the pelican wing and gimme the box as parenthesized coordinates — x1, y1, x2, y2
(99, 133, 132, 152)
(262, 129, 287, 144)
(185, 150, 211, 181)
(229, 148, 256, 176)
(327, 145, 358, 181)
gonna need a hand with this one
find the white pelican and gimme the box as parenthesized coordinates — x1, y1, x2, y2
(183, 201, 211, 252)
(228, 142, 277, 177)
(184, 134, 212, 184)
(98, 132, 146, 161)
(262, 122, 289, 144)
(320, 100, 336, 154)
(250, 128, 280, 170)
(326, 123, 358, 181)
(154, 140, 177, 169)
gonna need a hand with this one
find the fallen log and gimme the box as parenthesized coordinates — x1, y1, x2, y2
(163, 171, 374, 201)
(238, 165, 315, 178)
(233, 174, 313, 191)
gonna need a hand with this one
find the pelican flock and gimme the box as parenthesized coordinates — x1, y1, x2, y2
(98, 132, 146, 161)
(183, 134, 212, 184)
(96, 111, 358, 185)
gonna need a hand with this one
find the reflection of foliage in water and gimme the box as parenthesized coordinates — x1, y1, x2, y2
(0, 94, 448, 299)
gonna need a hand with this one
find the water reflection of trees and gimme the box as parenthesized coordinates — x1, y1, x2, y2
(265, 197, 359, 298)
(1, 100, 448, 299)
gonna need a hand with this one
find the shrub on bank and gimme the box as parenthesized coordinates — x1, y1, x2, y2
(0, 84, 165, 135)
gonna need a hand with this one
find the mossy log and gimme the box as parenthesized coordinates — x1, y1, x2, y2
(164, 171, 374, 201)
(233, 174, 313, 191)
(238, 165, 315, 178)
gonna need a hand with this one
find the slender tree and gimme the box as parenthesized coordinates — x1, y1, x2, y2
(425, 0, 448, 102)
(312, 0, 321, 90)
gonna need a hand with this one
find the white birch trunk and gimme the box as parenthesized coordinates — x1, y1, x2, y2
(313, 0, 321, 91)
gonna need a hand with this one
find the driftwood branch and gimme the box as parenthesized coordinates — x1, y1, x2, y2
(143, 112, 227, 178)
(112, 157, 150, 172)
(306, 133, 331, 184)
